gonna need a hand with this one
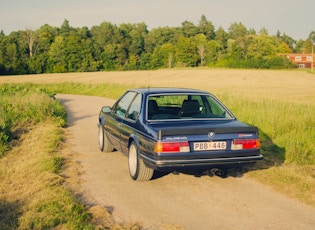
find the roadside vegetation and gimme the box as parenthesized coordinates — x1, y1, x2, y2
(218, 93, 315, 205)
(0, 78, 314, 228)
(0, 84, 142, 229)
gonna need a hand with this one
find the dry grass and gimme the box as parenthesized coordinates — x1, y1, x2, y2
(0, 123, 65, 229)
(0, 122, 143, 229)
(1, 69, 314, 103)
(251, 164, 315, 205)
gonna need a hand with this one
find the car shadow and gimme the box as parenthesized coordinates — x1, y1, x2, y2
(0, 199, 23, 229)
(152, 171, 171, 180)
(251, 128, 285, 170)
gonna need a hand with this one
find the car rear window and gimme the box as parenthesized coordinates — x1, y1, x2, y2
(147, 94, 234, 120)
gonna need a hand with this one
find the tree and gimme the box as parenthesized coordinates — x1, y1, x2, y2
(303, 39, 313, 53)
(308, 31, 315, 43)
(228, 22, 248, 39)
(144, 26, 181, 53)
(0, 15, 308, 74)
(24, 29, 38, 57)
(129, 23, 148, 60)
(31, 24, 58, 73)
(63, 34, 81, 72)
(181, 20, 198, 38)
(0, 33, 5, 74)
(278, 42, 292, 53)
(215, 26, 228, 56)
(309, 31, 315, 53)
(294, 39, 305, 53)
(60, 19, 72, 36)
(0, 32, 28, 74)
(259, 27, 269, 36)
(150, 43, 175, 69)
(198, 15, 215, 40)
(278, 33, 296, 51)
(246, 34, 279, 58)
(101, 44, 119, 70)
(206, 40, 221, 64)
(90, 22, 119, 47)
(175, 37, 198, 67)
(47, 36, 66, 72)
(192, 34, 207, 66)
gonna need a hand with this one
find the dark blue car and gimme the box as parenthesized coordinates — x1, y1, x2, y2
(98, 88, 263, 181)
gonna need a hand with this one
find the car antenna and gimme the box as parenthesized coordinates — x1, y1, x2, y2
(147, 70, 151, 93)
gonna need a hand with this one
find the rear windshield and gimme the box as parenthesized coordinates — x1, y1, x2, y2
(147, 94, 234, 120)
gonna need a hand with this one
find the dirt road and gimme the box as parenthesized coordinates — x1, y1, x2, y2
(56, 94, 315, 230)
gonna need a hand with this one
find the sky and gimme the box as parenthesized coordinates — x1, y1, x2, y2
(1, 0, 314, 40)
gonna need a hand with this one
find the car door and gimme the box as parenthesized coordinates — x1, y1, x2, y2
(120, 92, 142, 154)
(107, 91, 137, 152)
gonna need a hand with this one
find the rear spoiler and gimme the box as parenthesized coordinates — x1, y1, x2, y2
(157, 126, 258, 140)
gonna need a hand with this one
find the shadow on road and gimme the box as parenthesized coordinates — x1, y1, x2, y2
(0, 199, 23, 229)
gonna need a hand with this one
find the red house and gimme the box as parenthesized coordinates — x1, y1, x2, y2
(286, 53, 314, 69)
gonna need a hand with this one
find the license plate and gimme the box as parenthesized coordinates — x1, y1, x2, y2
(194, 141, 227, 151)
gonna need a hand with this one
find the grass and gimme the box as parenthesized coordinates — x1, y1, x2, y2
(216, 93, 315, 205)
(217, 93, 315, 165)
(0, 85, 66, 157)
(45, 82, 133, 99)
(0, 85, 142, 229)
(0, 86, 94, 229)
(0, 121, 95, 229)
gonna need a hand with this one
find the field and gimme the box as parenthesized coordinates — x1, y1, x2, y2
(1, 69, 314, 102)
(0, 68, 315, 227)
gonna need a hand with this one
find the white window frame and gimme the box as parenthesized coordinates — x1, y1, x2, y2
(295, 56, 302, 61)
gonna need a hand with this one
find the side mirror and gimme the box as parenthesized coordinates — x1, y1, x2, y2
(101, 106, 111, 113)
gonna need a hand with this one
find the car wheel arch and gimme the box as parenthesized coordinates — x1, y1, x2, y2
(128, 134, 139, 149)
(99, 115, 105, 125)
(128, 137, 154, 181)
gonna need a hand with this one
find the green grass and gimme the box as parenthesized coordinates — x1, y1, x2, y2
(44, 82, 133, 98)
(216, 93, 315, 205)
(0, 84, 66, 157)
(217, 93, 315, 166)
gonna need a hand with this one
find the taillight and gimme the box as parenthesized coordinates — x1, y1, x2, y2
(154, 141, 190, 153)
(231, 139, 260, 150)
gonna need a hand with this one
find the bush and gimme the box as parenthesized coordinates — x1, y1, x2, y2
(214, 56, 297, 69)
(0, 84, 66, 157)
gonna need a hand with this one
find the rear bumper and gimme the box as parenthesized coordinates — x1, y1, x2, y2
(141, 154, 263, 171)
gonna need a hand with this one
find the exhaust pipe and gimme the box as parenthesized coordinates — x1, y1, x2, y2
(210, 168, 226, 177)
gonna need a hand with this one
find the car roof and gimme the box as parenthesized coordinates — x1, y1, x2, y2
(130, 87, 211, 96)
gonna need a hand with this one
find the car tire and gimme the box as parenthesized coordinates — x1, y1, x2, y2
(128, 141, 154, 181)
(98, 124, 114, 152)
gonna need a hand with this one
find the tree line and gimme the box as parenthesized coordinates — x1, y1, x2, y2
(0, 15, 314, 75)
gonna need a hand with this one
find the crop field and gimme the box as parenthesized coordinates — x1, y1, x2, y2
(1, 68, 315, 206)
(1, 69, 314, 102)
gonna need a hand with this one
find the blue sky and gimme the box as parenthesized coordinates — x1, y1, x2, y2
(1, 0, 314, 40)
